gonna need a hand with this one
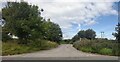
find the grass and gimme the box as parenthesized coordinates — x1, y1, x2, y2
(2, 42, 32, 55)
(73, 38, 119, 56)
(2, 40, 58, 56)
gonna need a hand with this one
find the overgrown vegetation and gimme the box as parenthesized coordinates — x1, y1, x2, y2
(73, 38, 119, 56)
(2, 40, 58, 56)
(2, 2, 62, 55)
(72, 24, 119, 56)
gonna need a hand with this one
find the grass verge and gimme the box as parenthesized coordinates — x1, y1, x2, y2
(2, 40, 58, 56)
(73, 38, 119, 56)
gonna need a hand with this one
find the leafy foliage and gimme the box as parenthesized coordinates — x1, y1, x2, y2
(2, 28, 12, 42)
(72, 29, 96, 42)
(2, 2, 62, 55)
(2, 2, 62, 43)
(85, 29, 96, 39)
(41, 19, 62, 43)
(112, 23, 120, 42)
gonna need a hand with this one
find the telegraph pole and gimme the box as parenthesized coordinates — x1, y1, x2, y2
(101, 31, 104, 39)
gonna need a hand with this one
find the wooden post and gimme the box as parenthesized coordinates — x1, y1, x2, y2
(80, 38, 81, 41)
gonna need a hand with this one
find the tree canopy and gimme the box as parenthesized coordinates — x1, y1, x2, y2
(72, 29, 96, 42)
(112, 23, 120, 42)
(2, 2, 62, 43)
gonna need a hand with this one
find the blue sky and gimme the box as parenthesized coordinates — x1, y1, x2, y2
(80, 3, 118, 39)
(76, 14, 118, 39)
(63, 14, 118, 39)
(1, 0, 119, 39)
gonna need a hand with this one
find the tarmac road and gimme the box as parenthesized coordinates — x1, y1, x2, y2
(2, 44, 119, 60)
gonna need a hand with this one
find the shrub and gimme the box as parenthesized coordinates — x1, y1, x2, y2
(75, 38, 91, 47)
(45, 41, 58, 49)
(111, 43, 119, 56)
(99, 48, 113, 55)
(2, 32, 12, 42)
(91, 43, 102, 53)
(80, 47, 93, 52)
(29, 39, 58, 50)
(73, 38, 119, 56)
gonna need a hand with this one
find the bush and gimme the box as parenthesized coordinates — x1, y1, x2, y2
(80, 47, 93, 52)
(73, 38, 119, 56)
(2, 32, 12, 42)
(73, 38, 91, 47)
(99, 48, 113, 55)
(29, 39, 58, 50)
(91, 43, 102, 53)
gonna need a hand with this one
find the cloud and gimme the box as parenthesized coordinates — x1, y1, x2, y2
(2, 0, 119, 39)
(37, 1, 118, 39)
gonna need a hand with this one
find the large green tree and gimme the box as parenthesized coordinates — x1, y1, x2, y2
(78, 30, 86, 38)
(41, 19, 62, 43)
(72, 29, 96, 42)
(2, 2, 42, 43)
(2, 2, 62, 43)
(85, 29, 96, 39)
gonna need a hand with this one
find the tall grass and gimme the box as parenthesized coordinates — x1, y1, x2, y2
(73, 38, 119, 56)
(2, 40, 58, 56)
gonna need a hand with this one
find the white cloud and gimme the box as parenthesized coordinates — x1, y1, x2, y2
(1, 0, 119, 39)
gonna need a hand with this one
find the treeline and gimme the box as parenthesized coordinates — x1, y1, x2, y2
(2, 2, 62, 55)
(2, 2, 62, 44)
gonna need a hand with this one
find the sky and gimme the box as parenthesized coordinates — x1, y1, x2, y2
(0, 0, 119, 39)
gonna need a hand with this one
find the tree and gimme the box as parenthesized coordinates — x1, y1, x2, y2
(78, 30, 86, 38)
(72, 29, 96, 41)
(85, 29, 96, 39)
(2, 2, 42, 43)
(113, 23, 120, 42)
(48, 23, 62, 42)
(2, 2, 63, 43)
(2, 27, 12, 41)
(72, 34, 79, 42)
(41, 19, 62, 43)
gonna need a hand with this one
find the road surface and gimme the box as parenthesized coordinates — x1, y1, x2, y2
(2, 44, 119, 60)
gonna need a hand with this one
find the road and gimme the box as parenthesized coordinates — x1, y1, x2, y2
(2, 44, 119, 60)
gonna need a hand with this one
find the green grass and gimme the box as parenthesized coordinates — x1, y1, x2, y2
(2, 40, 58, 56)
